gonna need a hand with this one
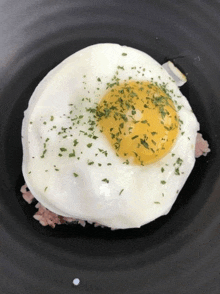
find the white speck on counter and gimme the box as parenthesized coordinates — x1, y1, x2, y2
(73, 278, 80, 286)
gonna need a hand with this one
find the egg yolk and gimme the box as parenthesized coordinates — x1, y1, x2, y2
(96, 81, 179, 165)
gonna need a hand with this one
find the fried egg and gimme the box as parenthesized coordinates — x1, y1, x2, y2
(22, 43, 200, 229)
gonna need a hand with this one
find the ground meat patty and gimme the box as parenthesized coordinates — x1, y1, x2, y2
(21, 132, 210, 229)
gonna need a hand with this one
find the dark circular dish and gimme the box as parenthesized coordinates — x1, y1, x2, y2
(0, 1, 220, 293)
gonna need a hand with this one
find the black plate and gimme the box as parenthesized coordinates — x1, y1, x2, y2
(1, 1, 220, 293)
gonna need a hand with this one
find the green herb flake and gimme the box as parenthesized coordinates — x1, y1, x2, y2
(73, 139, 79, 146)
(88, 160, 94, 165)
(140, 139, 149, 149)
(161, 180, 166, 184)
(44, 187, 48, 192)
(98, 148, 108, 157)
(40, 149, 47, 158)
(154, 201, 160, 204)
(123, 159, 129, 165)
(161, 167, 165, 173)
(73, 173, 79, 177)
(50, 116, 54, 121)
(69, 150, 75, 157)
(132, 110, 136, 115)
(102, 178, 109, 183)
(175, 168, 180, 175)
(87, 143, 93, 148)
(119, 189, 124, 195)
(60, 148, 67, 152)
(122, 53, 127, 56)
(176, 158, 183, 165)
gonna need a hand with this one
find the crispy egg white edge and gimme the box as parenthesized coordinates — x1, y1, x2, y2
(22, 43, 200, 229)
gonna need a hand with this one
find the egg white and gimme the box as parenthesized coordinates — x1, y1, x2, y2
(22, 43, 200, 229)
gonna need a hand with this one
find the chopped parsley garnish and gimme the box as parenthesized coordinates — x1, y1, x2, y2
(40, 149, 47, 158)
(73, 173, 79, 177)
(140, 139, 149, 149)
(175, 168, 180, 175)
(123, 159, 129, 165)
(119, 189, 124, 195)
(98, 148, 108, 157)
(161, 181, 166, 184)
(60, 148, 67, 152)
(176, 158, 183, 165)
(117, 66, 124, 70)
(122, 53, 127, 56)
(73, 139, 79, 146)
(102, 178, 109, 183)
(69, 150, 75, 157)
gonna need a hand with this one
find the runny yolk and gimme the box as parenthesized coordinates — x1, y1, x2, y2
(96, 81, 179, 165)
